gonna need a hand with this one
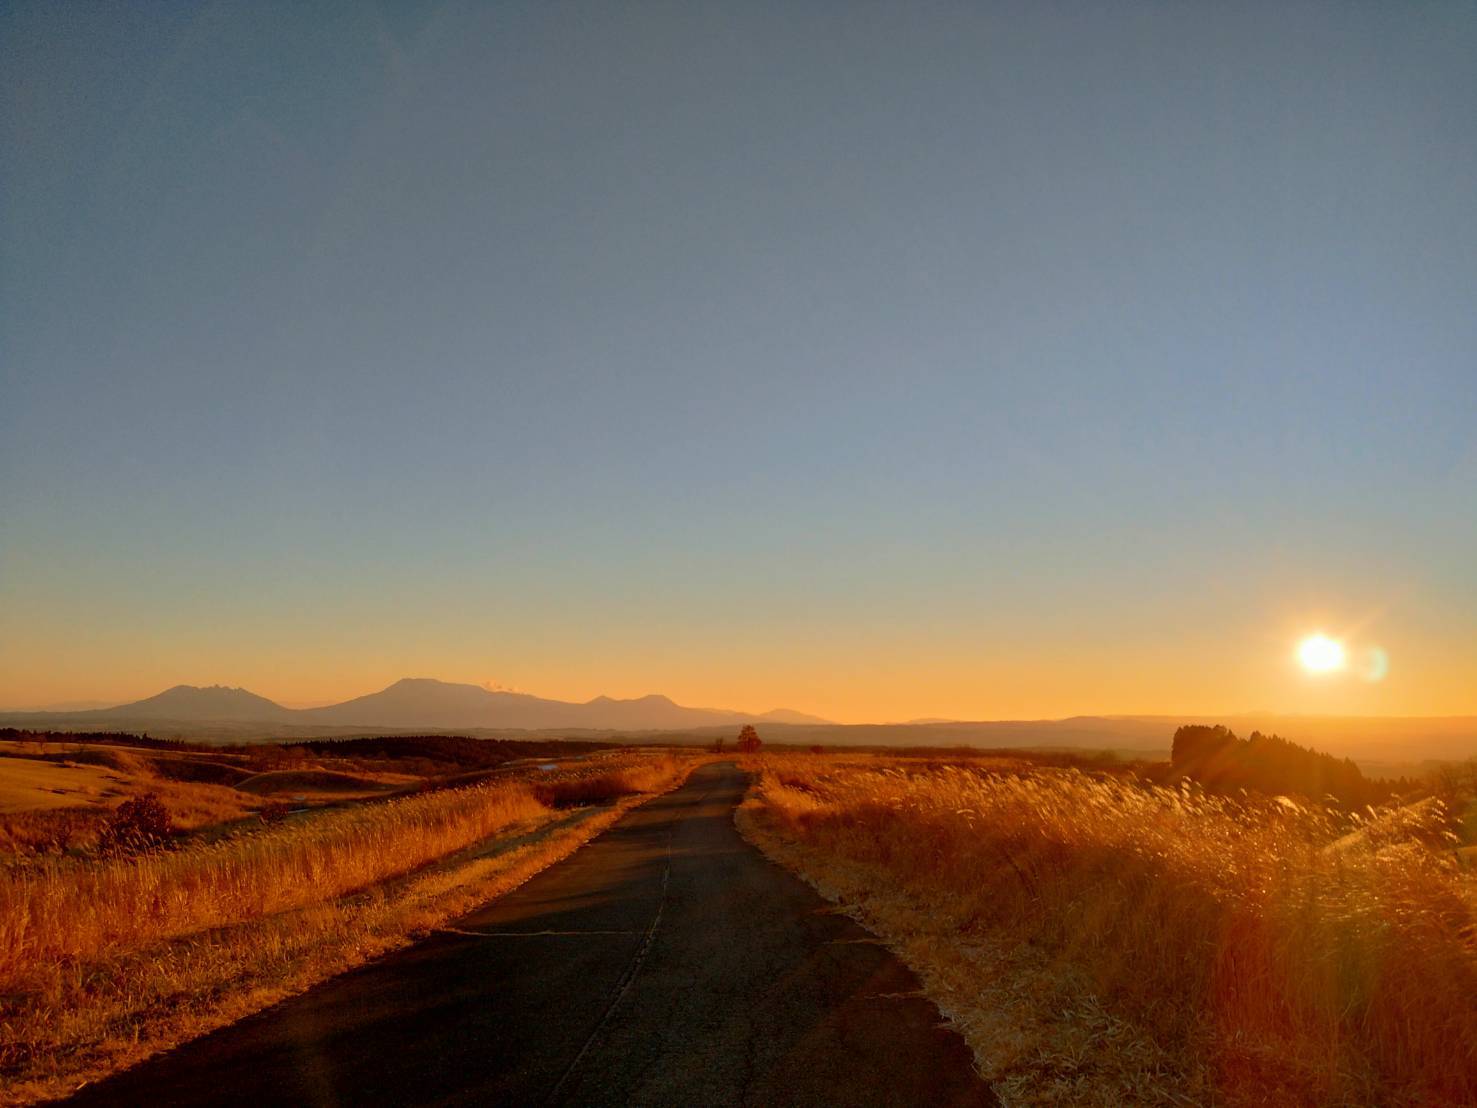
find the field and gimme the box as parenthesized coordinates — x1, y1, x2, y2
(8, 732, 1476, 1106)
(0, 754, 132, 813)
(0, 734, 701, 1104)
(0, 731, 626, 858)
(739, 753, 1477, 1106)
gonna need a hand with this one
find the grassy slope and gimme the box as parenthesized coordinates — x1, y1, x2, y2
(0, 759, 127, 813)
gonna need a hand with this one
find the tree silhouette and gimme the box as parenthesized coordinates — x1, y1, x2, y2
(736, 725, 762, 754)
(1170, 724, 1395, 809)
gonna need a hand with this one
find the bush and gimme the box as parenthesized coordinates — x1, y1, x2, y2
(96, 795, 175, 855)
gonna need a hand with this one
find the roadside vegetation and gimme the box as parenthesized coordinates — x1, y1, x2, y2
(0, 738, 698, 1105)
(739, 749, 1477, 1106)
(0, 729, 628, 859)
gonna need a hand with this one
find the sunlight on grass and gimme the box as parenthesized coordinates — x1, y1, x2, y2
(0, 753, 699, 1105)
(740, 755, 1477, 1106)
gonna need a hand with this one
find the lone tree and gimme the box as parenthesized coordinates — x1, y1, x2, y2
(736, 725, 762, 754)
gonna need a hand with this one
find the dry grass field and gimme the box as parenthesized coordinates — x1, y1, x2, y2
(0, 755, 135, 814)
(739, 754, 1477, 1107)
(0, 732, 630, 859)
(0, 739, 400, 859)
(0, 741, 700, 1104)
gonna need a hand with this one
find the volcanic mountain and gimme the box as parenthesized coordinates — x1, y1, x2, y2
(102, 684, 299, 722)
(40, 678, 828, 731)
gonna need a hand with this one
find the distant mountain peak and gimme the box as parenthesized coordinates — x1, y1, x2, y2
(104, 683, 294, 721)
(25, 677, 830, 731)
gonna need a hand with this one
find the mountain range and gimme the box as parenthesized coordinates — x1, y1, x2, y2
(4, 683, 1475, 766)
(5, 679, 829, 732)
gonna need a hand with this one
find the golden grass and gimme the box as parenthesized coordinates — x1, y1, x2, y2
(0, 758, 124, 814)
(100, 771, 261, 830)
(739, 755, 1477, 1106)
(0, 750, 262, 862)
(532, 757, 692, 807)
(0, 752, 697, 1105)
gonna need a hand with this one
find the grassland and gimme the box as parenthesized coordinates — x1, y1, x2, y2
(739, 754, 1477, 1106)
(0, 755, 134, 814)
(0, 742, 699, 1104)
(0, 730, 627, 859)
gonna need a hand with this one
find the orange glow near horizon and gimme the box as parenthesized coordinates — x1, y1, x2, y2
(2, 613, 1474, 724)
(4, 5, 1476, 734)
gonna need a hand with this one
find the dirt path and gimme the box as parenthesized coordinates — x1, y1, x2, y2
(66, 762, 994, 1106)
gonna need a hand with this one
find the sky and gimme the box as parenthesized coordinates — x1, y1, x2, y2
(3, 2, 1475, 722)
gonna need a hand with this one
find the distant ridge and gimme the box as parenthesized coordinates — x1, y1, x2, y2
(3, 689, 1473, 763)
(11, 678, 830, 732)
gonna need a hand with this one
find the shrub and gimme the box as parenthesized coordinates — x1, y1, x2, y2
(96, 795, 175, 856)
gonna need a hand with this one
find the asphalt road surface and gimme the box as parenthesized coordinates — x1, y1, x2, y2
(68, 762, 995, 1107)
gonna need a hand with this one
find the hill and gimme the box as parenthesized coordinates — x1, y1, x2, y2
(1169, 724, 1407, 808)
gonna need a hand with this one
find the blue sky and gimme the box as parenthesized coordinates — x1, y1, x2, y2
(3, 2, 1474, 719)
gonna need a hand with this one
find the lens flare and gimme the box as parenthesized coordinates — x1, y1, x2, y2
(1357, 645, 1390, 682)
(1297, 634, 1345, 673)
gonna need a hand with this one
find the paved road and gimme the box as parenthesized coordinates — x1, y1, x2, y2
(69, 763, 994, 1107)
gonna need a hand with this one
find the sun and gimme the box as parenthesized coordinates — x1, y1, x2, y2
(1297, 633, 1345, 673)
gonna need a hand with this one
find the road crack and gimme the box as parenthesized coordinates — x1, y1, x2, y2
(544, 823, 677, 1102)
(434, 927, 638, 938)
(543, 785, 717, 1104)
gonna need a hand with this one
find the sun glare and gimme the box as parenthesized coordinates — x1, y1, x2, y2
(1297, 633, 1345, 673)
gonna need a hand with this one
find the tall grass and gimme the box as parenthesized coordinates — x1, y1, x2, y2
(533, 756, 688, 807)
(0, 752, 697, 1104)
(0, 780, 546, 976)
(744, 757, 1477, 1105)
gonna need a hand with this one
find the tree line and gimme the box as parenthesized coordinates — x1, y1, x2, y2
(1170, 724, 1413, 808)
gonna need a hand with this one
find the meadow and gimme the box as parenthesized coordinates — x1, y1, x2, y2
(0, 741, 698, 1104)
(739, 754, 1477, 1106)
